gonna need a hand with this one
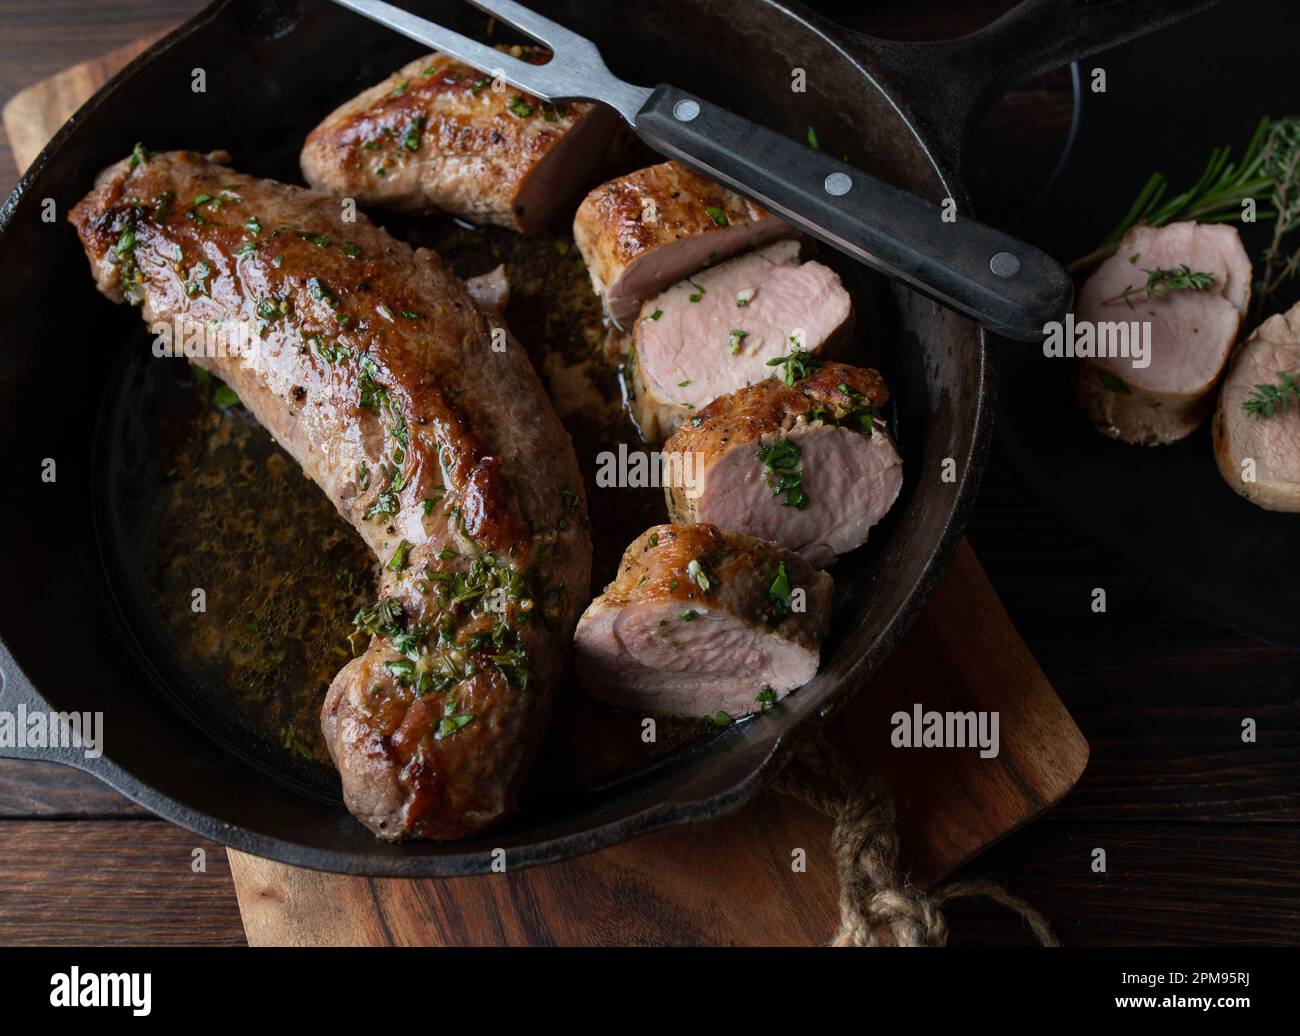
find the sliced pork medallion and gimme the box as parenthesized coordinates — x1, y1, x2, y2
(1213, 302, 1300, 511)
(573, 160, 795, 325)
(574, 524, 833, 718)
(627, 239, 853, 441)
(301, 49, 618, 233)
(1076, 221, 1251, 444)
(663, 363, 900, 566)
(70, 150, 591, 841)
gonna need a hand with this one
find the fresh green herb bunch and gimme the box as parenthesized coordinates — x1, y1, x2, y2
(1070, 117, 1278, 275)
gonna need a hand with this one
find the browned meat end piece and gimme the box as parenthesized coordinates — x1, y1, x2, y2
(663, 364, 900, 566)
(574, 524, 832, 718)
(627, 239, 853, 441)
(573, 160, 796, 326)
(70, 149, 591, 840)
(1076, 222, 1251, 444)
(301, 50, 619, 233)
(1213, 301, 1300, 511)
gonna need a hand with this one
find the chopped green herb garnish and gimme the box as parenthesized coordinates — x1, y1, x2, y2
(401, 116, 426, 152)
(386, 540, 413, 572)
(766, 349, 818, 386)
(766, 561, 794, 622)
(128, 142, 156, 169)
(1097, 370, 1133, 395)
(705, 206, 729, 227)
(508, 95, 532, 118)
(365, 489, 399, 522)
(686, 558, 714, 593)
(436, 710, 476, 739)
(756, 438, 807, 509)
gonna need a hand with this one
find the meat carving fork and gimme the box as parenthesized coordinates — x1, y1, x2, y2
(331, 0, 1072, 339)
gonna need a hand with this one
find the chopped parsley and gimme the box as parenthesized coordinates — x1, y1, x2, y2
(128, 142, 156, 169)
(756, 438, 807, 509)
(705, 206, 729, 227)
(401, 116, 426, 152)
(386, 539, 413, 572)
(766, 562, 794, 622)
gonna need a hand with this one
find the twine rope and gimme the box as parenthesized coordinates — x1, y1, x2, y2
(773, 735, 1059, 947)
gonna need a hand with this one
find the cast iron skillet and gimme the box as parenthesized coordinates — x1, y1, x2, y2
(0, 0, 1203, 875)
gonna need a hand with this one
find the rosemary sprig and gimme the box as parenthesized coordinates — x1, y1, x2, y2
(1069, 117, 1276, 275)
(1101, 265, 1216, 307)
(1253, 117, 1300, 322)
(1243, 371, 1300, 418)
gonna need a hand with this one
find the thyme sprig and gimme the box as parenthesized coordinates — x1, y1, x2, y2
(1243, 371, 1300, 418)
(1254, 117, 1300, 322)
(1101, 265, 1216, 307)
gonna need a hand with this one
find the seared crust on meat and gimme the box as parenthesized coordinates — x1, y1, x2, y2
(301, 50, 616, 232)
(597, 523, 830, 653)
(70, 150, 591, 840)
(573, 160, 791, 322)
(574, 523, 833, 716)
(662, 363, 889, 519)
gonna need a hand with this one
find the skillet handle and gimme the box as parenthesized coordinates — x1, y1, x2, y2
(634, 86, 1073, 341)
(843, 0, 1221, 166)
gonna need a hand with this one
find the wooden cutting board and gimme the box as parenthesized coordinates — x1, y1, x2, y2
(4, 46, 1088, 946)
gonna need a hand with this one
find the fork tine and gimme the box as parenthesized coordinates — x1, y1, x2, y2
(458, 0, 594, 57)
(332, 0, 553, 87)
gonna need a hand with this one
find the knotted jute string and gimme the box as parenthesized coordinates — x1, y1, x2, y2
(773, 734, 1059, 947)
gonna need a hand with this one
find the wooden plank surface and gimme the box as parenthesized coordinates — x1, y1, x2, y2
(0, 822, 245, 946)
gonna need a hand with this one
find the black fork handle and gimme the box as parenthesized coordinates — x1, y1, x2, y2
(636, 85, 1072, 341)
(634, 0, 1220, 342)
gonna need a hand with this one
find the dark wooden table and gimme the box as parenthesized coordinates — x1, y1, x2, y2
(1, 0, 1296, 946)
